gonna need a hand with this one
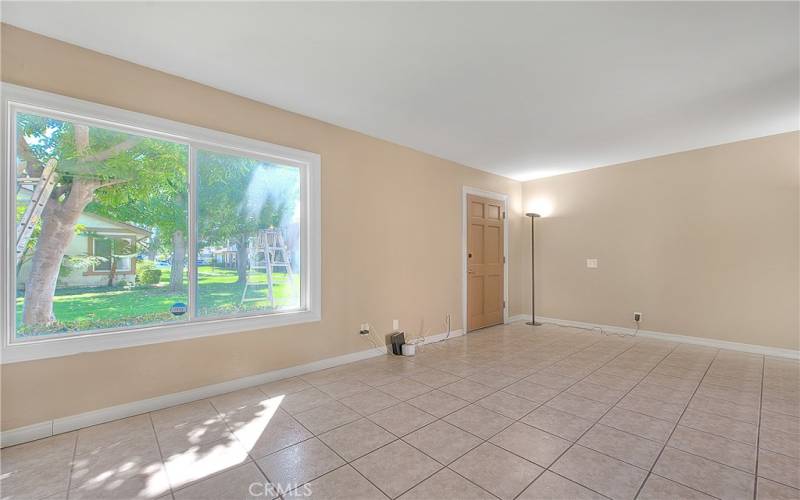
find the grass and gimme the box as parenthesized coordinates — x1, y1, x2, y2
(16, 265, 300, 336)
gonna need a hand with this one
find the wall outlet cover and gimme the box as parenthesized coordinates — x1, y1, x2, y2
(586, 258, 598, 268)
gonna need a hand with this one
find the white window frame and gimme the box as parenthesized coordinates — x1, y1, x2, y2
(1, 84, 322, 364)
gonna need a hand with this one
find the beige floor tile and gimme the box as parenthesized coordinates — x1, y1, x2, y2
(758, 449, 800, 489)
(340, 388, 403, 416)
(668, 425, 756, 473)
(406, 369, 461, 388)
(491, 422, 571, 468)
(600, 407, 675, 443)
(696, 383, 761, 408)
(226, 407, 312, 459)
(377, 380, 434, 401)
(367, 402, 437, 437)
(399, 468, 495, 500)
(679, 408, 758, 445)
(568, 381, 627, 405)
(551, 445, 648, 500)
(438, 379, 496, 402)
(761, 410, 800, 436)
(617, 394, 685, 422)
(318, 418, 396, 461)
(285, 465, 387, 499)
(71, 434, 170, 498)
(210, 388, 269, 413)
(162, 436, 251, 490)
(762, 397, 800, 418)
(688, 395, 760, 424)
(643, 372, 700, 391)
(173, 462, 274, 500)
(1, 456, 73, 500)
(585, 372, 639, 391)
(258, 377, 312, 397)
(578, 424, 662, 469)
(653, 447, 754, 500)
(76, 415, 155, 456)
(280, 387, 335, 415)
(466, 370, 518, 390)
(518, 471, 606, 500)
(546, 393, 611, 421)
(1, 431, 76, 474)
(352, 440, 442, 498)
(444, 404, 514, 440)
(760, 426, 800, 458)
(151, 400, 220, 432)
(157, 414, 234, 456)
(523, 372, 577, 390)
(407, 389, 469, 418)
(638, 475, 716, 500)
(403, 420, 482, 465)
(451, 442, 544, 500)
(476, 390, 540, 419)
(503, 380, 561, 403)
(521, 405, 594, 442)
(293, 401, 361, 435)
(317, 379, 372, 399)
(256, 438, 345, 490)
(756, 477, 800, 500)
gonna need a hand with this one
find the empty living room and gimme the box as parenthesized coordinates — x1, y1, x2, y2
(0, 2, 798, 500)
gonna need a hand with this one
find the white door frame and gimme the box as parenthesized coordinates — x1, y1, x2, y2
(462, 186, 510, 333)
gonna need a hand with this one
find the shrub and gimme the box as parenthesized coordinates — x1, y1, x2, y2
(136, 260, 162, 285)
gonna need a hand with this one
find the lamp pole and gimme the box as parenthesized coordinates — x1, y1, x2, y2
(526, 213, 542, 326)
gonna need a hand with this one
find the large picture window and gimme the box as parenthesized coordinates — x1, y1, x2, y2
(2, 85, 321, 362)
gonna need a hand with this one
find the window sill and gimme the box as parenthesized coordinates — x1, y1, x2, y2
(1, 309, 321, 364)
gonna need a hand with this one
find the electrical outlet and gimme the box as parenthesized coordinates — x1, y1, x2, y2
(586, 258, 598, 269)
(633, 312, 642, 322)
(359, 323, 370, 335)
(392, 319, 399, 331)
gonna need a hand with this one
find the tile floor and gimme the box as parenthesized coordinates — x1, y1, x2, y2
(2, 322, 799, 500)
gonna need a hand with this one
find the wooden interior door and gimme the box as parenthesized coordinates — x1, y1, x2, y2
(467, 194, 505, 332)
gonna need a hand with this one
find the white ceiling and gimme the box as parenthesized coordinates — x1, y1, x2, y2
(2, 2, 798, 180)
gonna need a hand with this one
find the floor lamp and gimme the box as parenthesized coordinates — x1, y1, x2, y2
(526, 212, 542, 326)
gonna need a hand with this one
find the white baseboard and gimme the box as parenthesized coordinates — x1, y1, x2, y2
(1, 344, 387, 448)
(419, 329, 465, 345)
(510, 315, 799, 360)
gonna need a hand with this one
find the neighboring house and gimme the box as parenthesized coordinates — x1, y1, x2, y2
(17, 212, 151, 289)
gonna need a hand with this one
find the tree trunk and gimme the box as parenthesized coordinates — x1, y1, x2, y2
(107, 254, 117, 287)
(169, 230, 185, 291)
(23, 180, 100, 325)
(236, 238, 248, 284)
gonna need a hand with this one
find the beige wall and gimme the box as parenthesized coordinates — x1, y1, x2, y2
(522, 132, 800, 350)
(0, 25, 525, 430)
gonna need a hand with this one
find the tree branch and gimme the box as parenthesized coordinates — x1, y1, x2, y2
(74, 124, 90, 155)
(17, 136, 44, 177)
(82, 137, 143, 163)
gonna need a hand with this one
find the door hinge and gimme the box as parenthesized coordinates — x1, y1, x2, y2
(502, 211, 506, 219)
(503, 300, 506, 309)
(503, 256, 506, 263)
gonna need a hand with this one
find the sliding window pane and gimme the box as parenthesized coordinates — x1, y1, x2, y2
(14, 111, 189, 338)
(197, 149, 302, 317)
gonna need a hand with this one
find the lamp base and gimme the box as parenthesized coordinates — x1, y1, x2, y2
(526, 321, 542, 326)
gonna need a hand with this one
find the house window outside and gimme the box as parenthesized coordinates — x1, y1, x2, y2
(90, 237, 133, 273)
(3, 85, 320, 360)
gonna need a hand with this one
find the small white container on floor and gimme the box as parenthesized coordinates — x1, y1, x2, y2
(401, 343, 416, 356)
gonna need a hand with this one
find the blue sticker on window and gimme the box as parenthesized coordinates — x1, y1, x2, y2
(170, 302, 187, 316)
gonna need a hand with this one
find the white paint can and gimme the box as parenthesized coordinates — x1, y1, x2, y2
(401, 343, 416, 356)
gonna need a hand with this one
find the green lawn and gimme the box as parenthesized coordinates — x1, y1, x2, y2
(16, 265, 300, 336)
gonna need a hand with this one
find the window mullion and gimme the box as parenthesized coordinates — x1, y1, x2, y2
(188, 145, 199, 319)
